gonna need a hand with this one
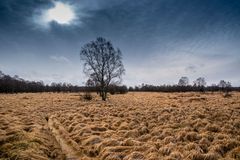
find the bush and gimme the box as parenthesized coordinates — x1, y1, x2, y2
(108, 85, 128, 95)
(109, 86, 117, 95)
(82, 92, 93, 101)
(118, 85, 128, 94)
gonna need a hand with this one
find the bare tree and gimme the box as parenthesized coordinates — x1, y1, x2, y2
(218, 80, 232, 96)
(178, 77, 189, 86)
(193, 77, 206, 92)
(80, 37, 125, 101)
(0, 70, 3, 78)
(193, 77, 206, 87)
(218, 80, 228, 88)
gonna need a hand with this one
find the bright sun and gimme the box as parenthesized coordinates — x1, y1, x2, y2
(45, 2, 75, 25)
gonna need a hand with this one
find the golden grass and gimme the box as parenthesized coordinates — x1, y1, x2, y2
(0, 92, 240, 159)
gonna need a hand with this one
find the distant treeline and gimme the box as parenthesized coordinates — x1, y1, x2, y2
(0, 71, 84, 93)
(128, 76, 240, 92)
(128, 84, 240, 92)
(0, 71, 239, 93)
(0, 71, 128, 94)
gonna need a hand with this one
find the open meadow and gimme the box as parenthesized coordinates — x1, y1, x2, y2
(0, 92, 240, 160)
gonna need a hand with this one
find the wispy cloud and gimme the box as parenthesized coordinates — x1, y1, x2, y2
(185, 65, 198, 73)
(50, 55, 71, 63)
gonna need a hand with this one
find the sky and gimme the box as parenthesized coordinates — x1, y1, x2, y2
(0, 0, 240, 86)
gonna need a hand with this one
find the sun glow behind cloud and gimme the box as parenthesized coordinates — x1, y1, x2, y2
(45, 2, 75, 25)
(36, 1, 77, 27)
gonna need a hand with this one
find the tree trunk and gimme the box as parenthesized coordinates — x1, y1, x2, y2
(102, 92, 106, 101)
(99, 85, 107, 101)
(102, 89, 107, 101)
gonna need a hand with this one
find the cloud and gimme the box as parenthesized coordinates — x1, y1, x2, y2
(124, 49, 240, 86)
(32, 1, 90, 29)
(185, 65, 197, 73)
(50, 55, 71, 63)
(13, 70, 83, 85)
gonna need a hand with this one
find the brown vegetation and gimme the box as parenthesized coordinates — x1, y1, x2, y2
(0, 92, 240, 159)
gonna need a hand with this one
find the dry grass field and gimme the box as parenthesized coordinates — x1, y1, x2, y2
(0, 92, 240, 160)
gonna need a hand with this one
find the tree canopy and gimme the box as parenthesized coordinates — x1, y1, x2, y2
(80, 37, 125, 100)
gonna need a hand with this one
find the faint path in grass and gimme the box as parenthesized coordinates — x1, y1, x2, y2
(48, 115, 83, 160)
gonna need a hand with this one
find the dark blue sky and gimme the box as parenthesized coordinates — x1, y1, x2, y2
(0, 0, 240, 86)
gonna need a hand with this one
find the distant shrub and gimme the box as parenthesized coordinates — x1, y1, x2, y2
(108, 85, 128, 95)
(118, 85, 128, 94)
(82, 92, 93, 101)
(109, 85, 117, 95)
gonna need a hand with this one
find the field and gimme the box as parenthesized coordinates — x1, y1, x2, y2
(0, 92, 240, 160)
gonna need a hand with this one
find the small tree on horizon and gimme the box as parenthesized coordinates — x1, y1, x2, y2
(193, 77, 206, 92)
(178, 77, 189, 86)
(218, 80, 232, 96)
(80, 37, 125, 101)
